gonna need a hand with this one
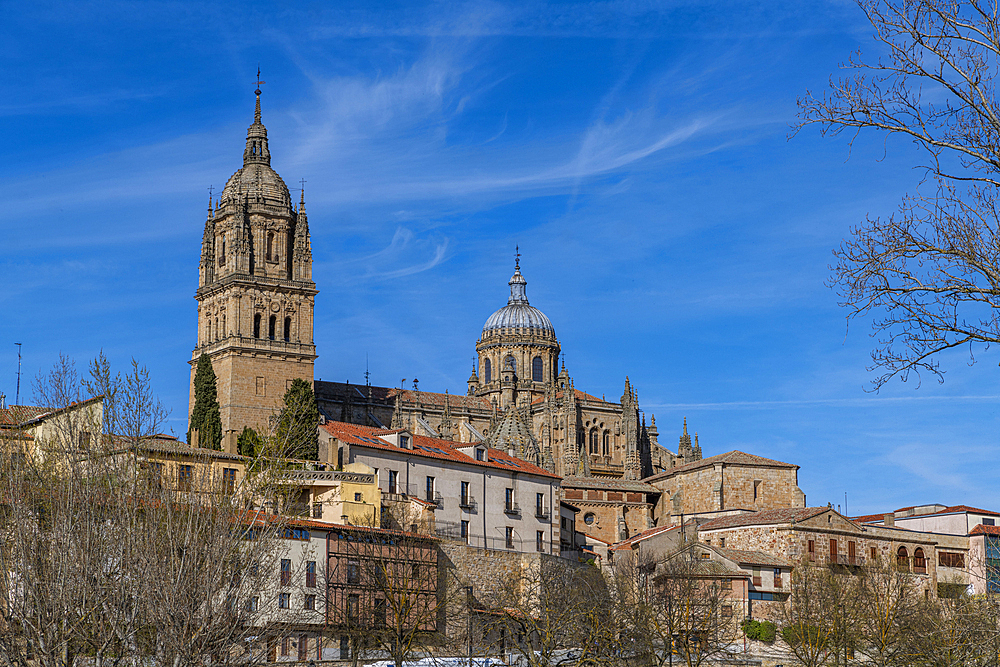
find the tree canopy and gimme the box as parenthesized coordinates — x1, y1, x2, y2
(275, 378, 319, 460)
(188, 353, 222, 449)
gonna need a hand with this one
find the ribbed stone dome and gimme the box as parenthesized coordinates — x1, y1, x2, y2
(221, 163, 291, 207)
(220, 89, 292, 208)
(482, 266, 555, 336)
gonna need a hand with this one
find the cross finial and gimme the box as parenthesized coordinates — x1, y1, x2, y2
(207, 185, 214, 213)
(515, 245, 520, 270)
(255, 66, 266, 95)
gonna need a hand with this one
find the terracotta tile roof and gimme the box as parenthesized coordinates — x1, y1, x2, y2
(853, 513, 893, 524)
(321, 420, 560, 479)
(613, 524, 681, 550)
(0, 405, 51, 426)
(715, 546, 792, 568)
(386, 389, 493, 412)
(970, 524, 1000, 536)
(643, 450, 798, 483)
(561, 476, 659, 493)
(698, 507, 831, 531)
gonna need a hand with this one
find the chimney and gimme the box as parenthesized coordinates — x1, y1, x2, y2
(883, 513, 894, 527)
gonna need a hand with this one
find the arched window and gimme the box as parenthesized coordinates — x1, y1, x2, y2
(913, 548, 926, 573)
(283, 317, 291, 342)
(603, 432, 610, 456)
(532, 356, 543, 382)
(896, 546, 909, 570)
(218, 235, 226, 267)
(205, 320, 211, 343)
(589, 428, 599, 454)
(266, 233, 274, 261)
(268, 315, 276, 340)
(253, 313, 261, 338)
(214, 318, 218, 341)
(483, 358, 492, 383)
(221, 314, 226, 337)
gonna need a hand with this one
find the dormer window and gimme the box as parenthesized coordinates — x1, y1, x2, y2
(400, 435, 410, 449)
(475, 448, 485, 461)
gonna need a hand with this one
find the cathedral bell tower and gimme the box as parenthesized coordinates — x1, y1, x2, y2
(189, 85, 318, 451)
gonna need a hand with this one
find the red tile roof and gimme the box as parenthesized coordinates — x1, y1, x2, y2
(612, 524, 681, 550)
(0, 405, 52, 426)
(643, 450, 798, 483)
(531, 388, 611, 406)
(970, 524, 1000, 536)
(698, 507, 833, 531)
(321, 420, 560, 479)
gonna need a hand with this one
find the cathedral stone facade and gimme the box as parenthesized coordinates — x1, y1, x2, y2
(189, 89, 317, 451)
(315, 261, 695, 484)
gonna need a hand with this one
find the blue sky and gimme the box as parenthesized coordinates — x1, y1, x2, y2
(2, 1, 997, 515)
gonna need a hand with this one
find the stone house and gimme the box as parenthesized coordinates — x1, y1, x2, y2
(696, 506, 964, 599)
(319, 420, 564, 556)
(643, 449, 806, 525)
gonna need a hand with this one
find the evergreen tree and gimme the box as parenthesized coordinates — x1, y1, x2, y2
(237, 426, 261, 458)
(276, 378, 319, 460)
(188, 354, 222, 450)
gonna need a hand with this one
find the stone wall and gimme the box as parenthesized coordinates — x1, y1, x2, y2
(651, 464, 804, 523)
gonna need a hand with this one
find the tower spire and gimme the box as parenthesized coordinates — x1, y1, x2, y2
(244, 70, 271, 166)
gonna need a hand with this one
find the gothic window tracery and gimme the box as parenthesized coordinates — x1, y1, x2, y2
(589, 428, 599, 455)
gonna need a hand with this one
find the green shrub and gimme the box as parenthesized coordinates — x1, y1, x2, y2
(743, 619, 776, 643)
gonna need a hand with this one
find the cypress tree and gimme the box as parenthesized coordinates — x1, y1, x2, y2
(276, 378, 319, 460)
(188, 353, 222, 450)
(237, 426, 260, 457)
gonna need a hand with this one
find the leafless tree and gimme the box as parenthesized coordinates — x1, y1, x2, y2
(777, 562, 853, 667)
(847, 556, 926, 667)
(796, 0, 1000, 388)
(0, 355, 296, 667)
(476, 559, 614, 667)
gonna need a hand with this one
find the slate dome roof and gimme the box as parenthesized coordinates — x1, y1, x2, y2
(482, 266, 555, 336)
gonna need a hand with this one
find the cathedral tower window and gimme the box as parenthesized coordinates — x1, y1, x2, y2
(603, 432, 610, 456)
(268, 315, 276, 340)
(214, 318, 219, 341)
(253, 313, 261, 338)
(218, 235, 226, 267)
(532, 356, 543, 382)
(589, 428, 599, 455)
(221, 314, 226, 337)
(283, 317, 291, 342)
(484, 359, 491, 383)
(266, 233, 274, 261)
(205, 320, 211, 344)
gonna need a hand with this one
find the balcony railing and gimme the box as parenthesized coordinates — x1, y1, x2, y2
(504, 503, 521, 517)
(459, 496, 477, 511)
(535, 506, 550, 520)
